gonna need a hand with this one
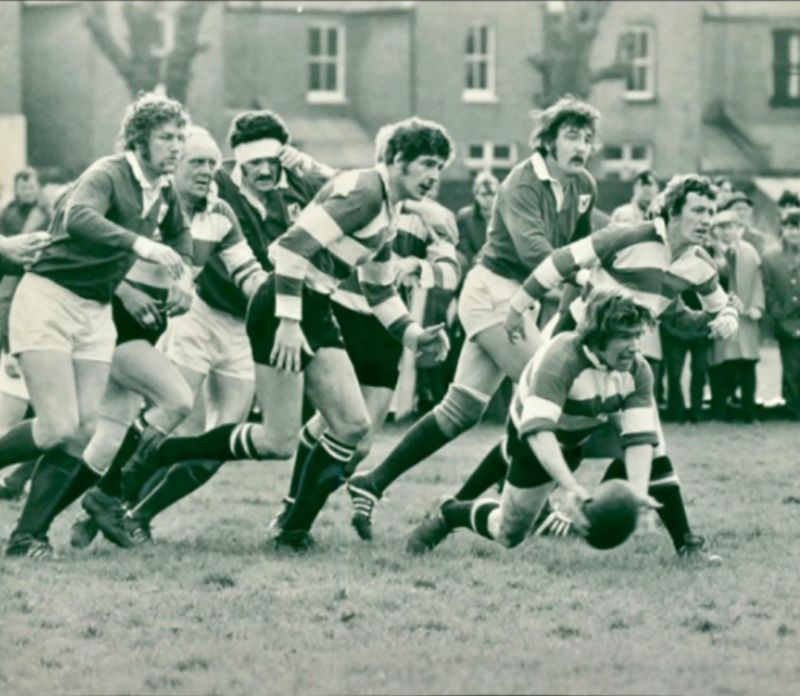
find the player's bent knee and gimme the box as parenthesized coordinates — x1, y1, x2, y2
(497, 528, 527, 549)
(328, 415, 371, 446)
(34, 413, 81, 449)
(432, 385, 490, 439)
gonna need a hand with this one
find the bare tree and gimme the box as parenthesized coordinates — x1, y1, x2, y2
(84, 2, 211, 103)
(529, 1, 631, 107)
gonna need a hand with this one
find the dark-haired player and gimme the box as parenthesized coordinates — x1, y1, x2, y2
(346, 97, 600, 540)
(407, 290, 664, 553)
(123, 117, 454, 549)
(4, 92, 192, 558)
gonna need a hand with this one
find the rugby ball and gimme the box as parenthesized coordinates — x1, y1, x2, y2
(581, 480, 639, 550)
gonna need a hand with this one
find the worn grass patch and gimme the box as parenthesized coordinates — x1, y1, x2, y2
(1, 422, 799, 695)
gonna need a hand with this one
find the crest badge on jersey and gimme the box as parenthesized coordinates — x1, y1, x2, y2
(578, 194, 592, 214)
(287, 202, 302, 222)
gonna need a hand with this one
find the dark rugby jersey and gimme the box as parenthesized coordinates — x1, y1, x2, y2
(194, 161, 325, 318)
(478, 151, 596, 283)
(31, 153, 191, 303)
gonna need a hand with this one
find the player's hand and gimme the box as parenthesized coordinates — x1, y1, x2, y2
(631, 491, 663, 510)
(270, 318, 312, 373)
(504, 307, 527, 344)
(165, 266, 193, 317)
(563, 486, 592, 537)
(4, 354, 21, 379)
(132, 237, 185, 280)
(406, 199, 458, 244)
(0, 231, 51, 266)
(116, 282, 165, 331)
(278, 145, 312, 173)
(413, 323, 450, 363)
(709, 313, 738, 340)
(395, 256, 422, 287)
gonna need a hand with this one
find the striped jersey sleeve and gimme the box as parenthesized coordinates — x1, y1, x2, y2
(193, 199, 266, 294)
(357, 243, 414, 342)
(666, 246, 730, 314)
(512, 221, 657, 309)
(269, 170, 386, 320)
(618, 357, 659, 448)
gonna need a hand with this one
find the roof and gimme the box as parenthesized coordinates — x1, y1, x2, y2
(700, 124, 761, 174)
(226, 1, 415, 14)
(285, 116, 375, 169)
(753, 177, 800, 202)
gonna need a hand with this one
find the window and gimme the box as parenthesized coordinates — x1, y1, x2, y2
(307, 25, 345, 103)
(602, 143, 653, 181)
(772, 30, 800, 107)
(465, 142, 518, 177)
(463, 24, 497, 103)
(620, 25, 656, 101)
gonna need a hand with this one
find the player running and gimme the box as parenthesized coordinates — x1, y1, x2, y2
(345, 97, 600, 540)
(3, 93, 192, 559)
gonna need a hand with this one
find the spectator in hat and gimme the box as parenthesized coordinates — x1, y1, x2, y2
(763, 210, 800, 421)
(718, 191, 767, 257)
(707, 210, 764, 422)
(777, 190, 800, 217)
(611, 169, 659, 224)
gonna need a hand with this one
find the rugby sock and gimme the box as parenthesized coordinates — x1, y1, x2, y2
(94, 417, 146, 497)
(132, 460, 222, 521)
(12, 448, 85, 538)
(0, 459, 36, 495)
(50, 463, 99, 520)
(0, 420, 44, 471)
(157, 422, 258, 467)
(454, 442, 508, 501)
(282, 433, 356, 533)
(441, 499, 472, 528)
(133, 466, 169, 505)
(601, 456, 691, 551)
(287, 424, 318, 502)
(469, 500, 500, 540)
(365, 413, 450, 494)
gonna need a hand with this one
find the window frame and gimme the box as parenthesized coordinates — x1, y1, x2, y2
(462, 23, 498, 104)
(771, 29, 800, 108)
(306, 23, 347, 105)
(464, 141, 518, 171)
(621, 25, 656, 102)
(601, 142, 654, 181)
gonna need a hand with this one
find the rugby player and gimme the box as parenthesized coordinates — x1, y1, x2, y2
(123, 117, 454, 550)
(3, 93, 192, 559)
(345, 97, 600, 540)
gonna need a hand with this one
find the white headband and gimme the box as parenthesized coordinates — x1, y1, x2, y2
(233, 138, 283, 164)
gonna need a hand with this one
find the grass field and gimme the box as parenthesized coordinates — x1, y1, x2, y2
(2, 420, 799, 695)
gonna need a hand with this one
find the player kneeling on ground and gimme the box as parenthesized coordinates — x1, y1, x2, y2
(407, 289, 717, 559)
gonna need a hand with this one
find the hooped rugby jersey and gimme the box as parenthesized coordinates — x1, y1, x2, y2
(510, 331, 658, 450)
(269, 165, 416, 343)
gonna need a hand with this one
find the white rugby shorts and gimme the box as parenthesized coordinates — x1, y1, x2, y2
(159, 293, 254, 380)
(9, 273, 116, 363)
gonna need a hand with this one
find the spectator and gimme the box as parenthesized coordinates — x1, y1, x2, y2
(610, 169, 659, 224)
(707, 210, 764, 422)
(713, 176, 735, 196)
(777, 189, 800, 217)
(718, 191, 767, 257)
(455, 171, 498, 274)
(763, 210, 800, 421)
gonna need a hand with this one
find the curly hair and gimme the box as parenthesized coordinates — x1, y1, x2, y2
(654, 174, 716, 223)
(577, 288, 654, 352)
(119, 92, 190, 152)
(529, 95, 600, 154)
(377, 117, 454, 166)
(228, 110, 290, 149)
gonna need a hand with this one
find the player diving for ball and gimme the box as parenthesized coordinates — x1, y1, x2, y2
(407, 174, 735, 560)
(406, 289, 664, 554)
